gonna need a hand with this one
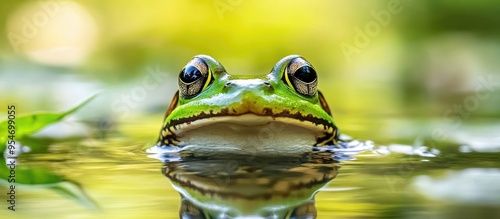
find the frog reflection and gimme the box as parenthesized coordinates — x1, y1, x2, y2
(162, 152, 339, 219)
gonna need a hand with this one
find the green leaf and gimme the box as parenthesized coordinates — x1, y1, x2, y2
(0, 164, 62, 185)
(0, 93, 97, 152)
(50, 181, 100, 210)
(0, 136, 5, 152)
(0, 162, 99, 210)
(0, 93, 100, 210)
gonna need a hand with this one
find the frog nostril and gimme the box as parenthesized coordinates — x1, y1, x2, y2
(225, 82, 232, 87)
(263, 81, 274, 91)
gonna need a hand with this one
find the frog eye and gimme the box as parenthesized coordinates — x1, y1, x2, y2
(178, 57, 213, 98)
(283, 57, 318, 97)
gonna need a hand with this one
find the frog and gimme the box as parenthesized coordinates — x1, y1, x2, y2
(157, 55, 339, 156)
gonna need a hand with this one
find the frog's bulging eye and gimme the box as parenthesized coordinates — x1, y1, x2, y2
(283, 58, 318, 97)
(178, 58, 213, 98)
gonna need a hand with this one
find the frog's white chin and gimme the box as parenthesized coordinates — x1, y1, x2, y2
(172, 114, 327, 156)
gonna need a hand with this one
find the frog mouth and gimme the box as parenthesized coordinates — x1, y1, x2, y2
(160, 109, 337, 152)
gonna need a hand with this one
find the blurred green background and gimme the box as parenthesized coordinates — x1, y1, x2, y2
(1, 0, 499, 121)
(1, 1, 500, 218)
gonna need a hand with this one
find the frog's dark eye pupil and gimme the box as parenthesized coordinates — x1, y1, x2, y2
(294, 66, 316, 83)
(180, 66, 202, 83)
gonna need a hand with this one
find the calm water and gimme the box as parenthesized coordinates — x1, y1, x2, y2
(2, 116, 500, 219)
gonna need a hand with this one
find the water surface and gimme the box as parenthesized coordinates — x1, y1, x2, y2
(2, 115, 500, 218)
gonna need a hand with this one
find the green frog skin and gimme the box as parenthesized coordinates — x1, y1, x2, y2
(158, 55, 339, 156)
